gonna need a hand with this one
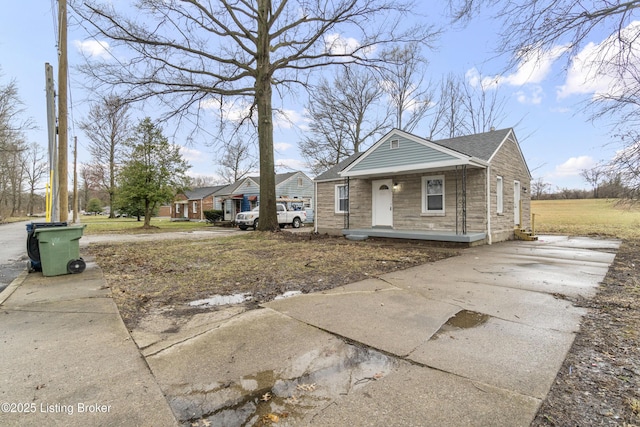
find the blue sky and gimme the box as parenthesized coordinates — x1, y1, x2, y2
(0, 1, 623, 191)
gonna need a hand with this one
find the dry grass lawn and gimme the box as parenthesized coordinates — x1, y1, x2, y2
(88, 232, 459, 327)
(531, 199, 640, 239)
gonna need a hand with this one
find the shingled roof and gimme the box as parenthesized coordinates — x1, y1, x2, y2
(314, 152, 365, 181)
(184, 185, 226, 200)
(432, 128, 512, 161)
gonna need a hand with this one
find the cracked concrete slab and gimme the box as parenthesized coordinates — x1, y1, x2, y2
(409, 315, 575, 399)
(385, 278, 587, 333)
(309, 363, 540, 427)
(263, 287, 460, 357)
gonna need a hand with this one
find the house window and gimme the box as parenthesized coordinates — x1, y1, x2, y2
(297, 177, 303, 187)
(175, 203, 180, 214)
(497, 176, 504, 214)
(390, 139, 400, 149)
(335, 184, 349, 213)
(192, 201, 198, 214)
(422, 175, 445, 214)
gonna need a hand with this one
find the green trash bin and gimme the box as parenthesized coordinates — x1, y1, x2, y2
(34, 225, 87, 277)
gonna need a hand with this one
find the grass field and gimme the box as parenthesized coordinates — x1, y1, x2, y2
(531, 199, 640, 239)
(78, 215, 214, 234)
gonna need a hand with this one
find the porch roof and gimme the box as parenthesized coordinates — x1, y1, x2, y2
(343, 228, 487, 244)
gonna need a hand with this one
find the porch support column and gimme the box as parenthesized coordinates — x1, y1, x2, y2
(344, 177, 350, 230)
(462, 165, 467, 234)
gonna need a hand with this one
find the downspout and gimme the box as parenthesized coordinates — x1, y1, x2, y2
(313, 181, 318, 233)
(486, 166, 492, 245)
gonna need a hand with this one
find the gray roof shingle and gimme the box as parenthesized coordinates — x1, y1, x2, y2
(184, 185, 227, 200)
(432, 128, 512, 161)
(314, 152, 365, 181)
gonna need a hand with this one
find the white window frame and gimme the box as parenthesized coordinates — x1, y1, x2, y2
(421, 175, 445, 215)
(496, 176, 504, 214)
(192, 201, 198, 214)
(390, 139, 400, 149)
(335, 184, 349, 213)
(297, 177, 303, 187)
(175, 203, 180, 214)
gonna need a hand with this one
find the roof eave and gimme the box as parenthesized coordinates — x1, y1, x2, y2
(340, 158, 488, 178)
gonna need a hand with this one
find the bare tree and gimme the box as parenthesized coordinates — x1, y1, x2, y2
(0, 71, 34, 218)
(425, 72, 509, 140)
(23, 142, 48, 216)
(427, 74, 468, 139)
(449, 0, 640, 195)
(78, 95, 132, 218)
(460, 74, 507, 134)
(609, 131, 640, 199)
(580, 165, 605, 198)
(530, 177, 551, 200)
(72, 0, 436, 231)
(300, 67, 389, 175)
(379, 43, 434, 132)
(217, 139, 258, 184)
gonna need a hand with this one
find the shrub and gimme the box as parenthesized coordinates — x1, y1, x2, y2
(203, 209, 224, 223)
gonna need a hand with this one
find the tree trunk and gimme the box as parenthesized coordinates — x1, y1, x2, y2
(144, 198, 152, 227)
(256, 0, 278, 231)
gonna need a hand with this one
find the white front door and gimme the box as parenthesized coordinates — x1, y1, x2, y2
(514, 180, 521, 226)
(372, 179, 393, 227)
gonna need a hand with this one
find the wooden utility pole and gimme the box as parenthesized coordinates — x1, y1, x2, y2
(73, 135, 78, 223)
(45, 63, 58, 222)
(58, 0, 69, 222)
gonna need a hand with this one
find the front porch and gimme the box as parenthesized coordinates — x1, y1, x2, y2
(342, 228, 487, 244)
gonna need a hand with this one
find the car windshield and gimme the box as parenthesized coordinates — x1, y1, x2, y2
(252, 206, 260, 211)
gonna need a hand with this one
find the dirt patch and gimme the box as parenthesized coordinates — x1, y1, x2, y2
(532, 238, 640, 426)
(87, 232, 460, 329)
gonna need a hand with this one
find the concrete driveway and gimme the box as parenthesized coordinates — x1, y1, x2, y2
(139, 235, 618, 426)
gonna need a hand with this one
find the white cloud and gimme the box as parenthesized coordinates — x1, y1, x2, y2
(557, 21, 640, 100)
(324, 33, 361, 56)
(200, 97, 254, 122)
(274, 109, 304, 129)
(469, 45, 568, 90)
(515, 85, 543, 105)
(275, 158, 308, 172)
(553, 156, 595, 177)
(274, 142, 292, 152)
(178, 145, 207, 164)
(74, 39, 111, 59)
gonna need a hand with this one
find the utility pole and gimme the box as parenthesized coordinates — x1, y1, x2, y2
(58, 0, 69, 222)
(73, 135, 78, 223)
(45, 63, 58, 222)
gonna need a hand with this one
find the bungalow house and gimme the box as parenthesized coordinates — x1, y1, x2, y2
(169, 185, 226, 221)
(314, 128, 533, 245)
(215, 171, 314, 221)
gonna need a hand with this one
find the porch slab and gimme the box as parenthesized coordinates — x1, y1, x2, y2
(342, 228, 487, 243)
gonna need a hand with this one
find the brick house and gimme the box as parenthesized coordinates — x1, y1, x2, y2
(169, 185, 226, 221)
(314, 128, 532, 245)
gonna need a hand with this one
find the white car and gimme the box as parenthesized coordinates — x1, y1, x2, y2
(236, 203, 306, 230)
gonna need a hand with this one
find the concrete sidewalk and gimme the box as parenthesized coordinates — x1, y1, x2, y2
(0, 262, 178, 426)
(0, 235, 619, 427)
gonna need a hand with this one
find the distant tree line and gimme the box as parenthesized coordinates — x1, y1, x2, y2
(531, 172, 633, 201)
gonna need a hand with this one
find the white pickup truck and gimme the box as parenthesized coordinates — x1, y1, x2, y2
(235, 203, 307, 230)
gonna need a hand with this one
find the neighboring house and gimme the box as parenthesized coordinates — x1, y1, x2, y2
(215, 171, 314, 221)
(314, 128, 532, 245)
(169, 185, 226, 221)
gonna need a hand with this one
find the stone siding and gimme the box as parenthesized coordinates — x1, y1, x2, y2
(489, 137, 531, 242)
